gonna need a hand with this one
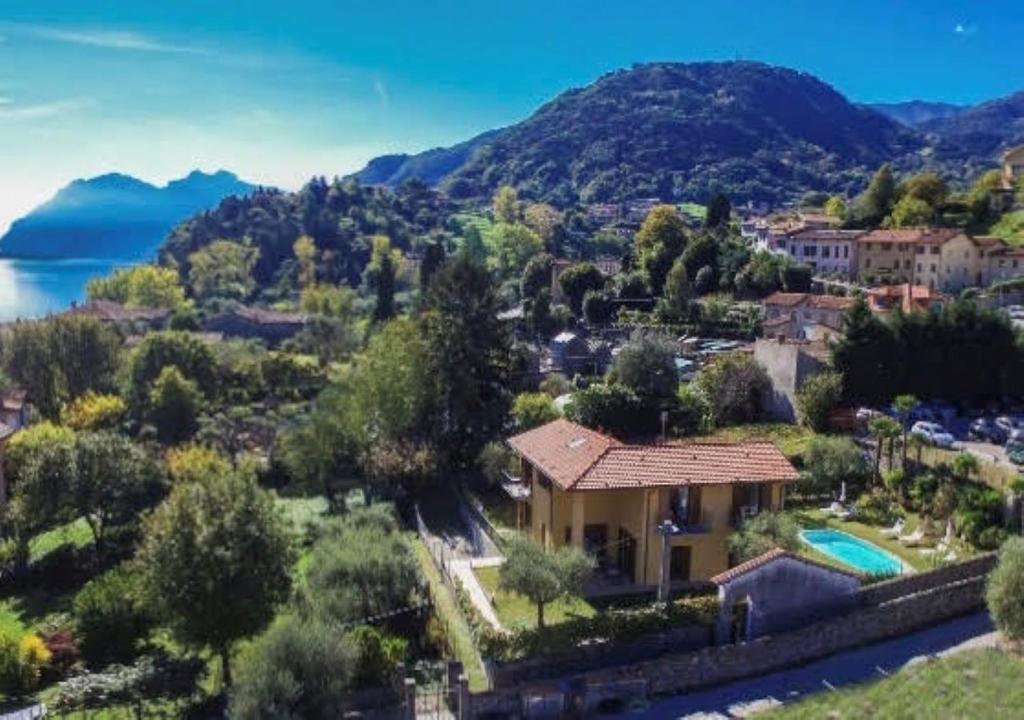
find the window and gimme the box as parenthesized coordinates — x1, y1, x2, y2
(777, 240, 786, 250)
(930, 264, 936, 272)
(1015, 260, 1020, 269)
(670, 486, 702, 526)
(904, 259, 911, 270)
(916, 264, 922, 273)
(931, 247, 940, 255)
(844, 246, 849, 259)
(865, 258, 872, 269)
(898, 243, 906, 251)
(803, 246, 817, 257)
(822, 246, 831, 258)
(916, 246, 925, 255)
(670, 546, 692, 582)
(865, 242, 873, 251)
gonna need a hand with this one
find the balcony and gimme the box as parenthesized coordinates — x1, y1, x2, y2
(658, 515, 710, 535)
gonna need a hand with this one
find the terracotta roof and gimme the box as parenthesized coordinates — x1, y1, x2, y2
(915, 229, 965, 245)
(709, 548, 861, 586)
(764, 293, 855, 312)
(973, 235, 1007, 249)
(508, 419, 799, 492)
(507, 418, 620, 490)
(790, 229, 865, 242)
(858, 229, 925, 244)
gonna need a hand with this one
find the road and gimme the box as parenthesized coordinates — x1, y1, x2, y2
(615, 612, 997, 719)
(960, 439, 1012, 468)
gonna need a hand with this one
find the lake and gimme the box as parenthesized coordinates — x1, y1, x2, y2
(0, 258, 135, 322)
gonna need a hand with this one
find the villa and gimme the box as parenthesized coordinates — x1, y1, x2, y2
(506, 419, 800, 591)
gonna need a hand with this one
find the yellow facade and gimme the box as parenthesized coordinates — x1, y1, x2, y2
(858, 240, 914, 284)
(524, 460, 785, 588)
(913, 233, 988, 292)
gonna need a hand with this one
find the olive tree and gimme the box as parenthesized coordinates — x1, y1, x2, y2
(499, 535, 593, 628)
(987, 537, 1024, 640)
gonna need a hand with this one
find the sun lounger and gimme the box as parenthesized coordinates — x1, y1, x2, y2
(899, 527, 926, 547)
(880, 518, 905, 538)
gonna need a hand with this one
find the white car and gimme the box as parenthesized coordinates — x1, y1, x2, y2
(910, 421, 955, 449)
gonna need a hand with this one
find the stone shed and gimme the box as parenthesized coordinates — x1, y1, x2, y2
(710, 547, 861, 644)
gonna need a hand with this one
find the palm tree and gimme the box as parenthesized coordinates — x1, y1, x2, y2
(868, 416, 902, 486)
(893, 394, 918, 470)
(952, 452, 979, 483)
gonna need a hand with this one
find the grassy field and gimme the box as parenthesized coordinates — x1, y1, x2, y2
(690, 423, 817, 460)
(410, 538, 489, 692)
(764, 649, 1024, 719)
(474, 566, 595, 630)
(792, 508, 932, 572)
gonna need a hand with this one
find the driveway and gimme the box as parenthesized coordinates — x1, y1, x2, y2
(615, 612, 997, 719)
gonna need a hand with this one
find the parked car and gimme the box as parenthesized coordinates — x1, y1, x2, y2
(969, 418, 1007, 444)
(995, 416, 1024, 439)
(1008, 440, 1024, 466)
(911, 421, 956, 449)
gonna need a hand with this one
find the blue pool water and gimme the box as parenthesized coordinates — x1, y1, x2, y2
(800, 529, 903, 575)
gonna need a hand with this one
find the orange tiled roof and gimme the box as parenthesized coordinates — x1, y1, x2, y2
(709, 548, 860, 585)
(790, 229, 865, 242)
(764, 292, 855, 312)
(508, 419, 799, 492)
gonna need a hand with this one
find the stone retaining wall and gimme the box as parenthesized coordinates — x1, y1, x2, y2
(858, 552, 995, 606)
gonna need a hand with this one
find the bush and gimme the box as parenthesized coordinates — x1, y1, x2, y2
(347, 625, 408, 689)
(796, 372, 843, 432)
(693, 353, 770, 427)
(800, 436, 869, 497)
(0, 632, 51, 696)
(511, 392, 560, 431)
(52, 650, 204, 713)
(728, 512, 801, 563)
(987, 537, 1024, 640)
(73, 564, 153, 667)
(230, 615, 356, 719)
(853, 490, 903, 527)
(539, 373, 572, 398)
(62, 392, 127, 431)
(565, 383, 653, 436)
(41, 626, 81, 678)
(977, 526, 1008, 551)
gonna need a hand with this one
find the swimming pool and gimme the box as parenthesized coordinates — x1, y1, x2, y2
(800, 528, 904, 575)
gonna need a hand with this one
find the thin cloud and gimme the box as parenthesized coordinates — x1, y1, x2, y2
(374, 78, 390, 108)
(20, 25, 207, 55)
(0, 98, 91, 122)
(954, 22, 978, 37)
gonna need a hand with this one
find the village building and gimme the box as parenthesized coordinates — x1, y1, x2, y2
(1003, 145, 1024, 190)
(774, 229, 864, 278)
(867, 284, 946, 315)
(507, 419, 799, 591)
(753, 337, 830, 422)
(64, 300, 171, 332)
(987, 244, 1024, 285)
(857, 229, 937, 284)
(202, 307, 307, 346)
(762, 292, 853, 343)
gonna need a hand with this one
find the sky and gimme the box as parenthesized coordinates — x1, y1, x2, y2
(0, 0, 1022, 233)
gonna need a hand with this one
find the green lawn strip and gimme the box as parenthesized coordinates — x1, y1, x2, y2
(691, 424, 817, 460)
(410, 538, 489, 693)
(473, 566, 595, 630)
(792, 508, 928, 572)
(29, 517, 94, 563)
(763, 648, 1024, 719)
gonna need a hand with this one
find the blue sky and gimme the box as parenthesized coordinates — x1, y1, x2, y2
(0, 0, 1022, 232)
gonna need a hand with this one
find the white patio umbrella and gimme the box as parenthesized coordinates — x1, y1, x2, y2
(839, 481, 847, 505)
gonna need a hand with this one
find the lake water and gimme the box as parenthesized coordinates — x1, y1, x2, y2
(0, 258, 135, 322)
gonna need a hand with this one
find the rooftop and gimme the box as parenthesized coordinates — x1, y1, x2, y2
(508, 419, 799, 492)
(764, 292, 856, 312)
(709, 547, 860, 586)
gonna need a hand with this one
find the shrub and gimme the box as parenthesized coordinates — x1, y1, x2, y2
(796, 372, 843, 432)
(987, 537, 1024, 640)
(853, 490, 903, 527)
(0, 632, 51, 696)
(800, 436, 869, 497)
(728, 512, 801, 563)
(478, 441, 515, 487)
(52, 650, 204, 713)
(539, 373, 572, 398)
(230, 615, 356, 719)
(73, 564, 153, 667)
(565, 383, 653, 436)
(511, 392, 560, 431)
(41, 626, 81, 678)
(692, 353, 770, 427)
(499, 535, 593, 628)
(62, 392, 127, 431)
(347, 625, 408, 689)
(977, 526, 1008, 551)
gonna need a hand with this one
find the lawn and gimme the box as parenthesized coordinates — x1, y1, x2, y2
(791, 508, 931, 572)
(410, 538, 489, 692)
(764, 648, 1024, 719)
(690, 424, 817, 460)
(473, 566, 595, 630)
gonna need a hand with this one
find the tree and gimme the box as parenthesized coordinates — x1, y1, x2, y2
(558, 262, 605, 315)
(492, 223, 542, 276)
(824, 195, 847, 219)
(523, 203, 561, 246)
(704, 192, 731, 229)
(892, 394, 918, 469)
(528, 290, 557, 338)
(419, 240, 446, 291)
(867, 416, 901, 484)
(582, 290, 615, 325)
(694, 266, 717, 295)
(420, 256, 512, 469)
(831, 297, 900, 405)
(682, 234, 719, 281)
(888, 195, 935, 228)
(802, 436, 869, 496)
(72, 432, 166, 554)
(520, 253, 554, 300)
(62, 392, 126, 431)
(656, 256, 692, 323)
(565, 384, 651, 437)
(728, 512, 800, 563)
(901, 172, 949, 209)
(300, 284, 357, 319)
(293, 235, 318, 289)
(137, 467, 293, 687)
(986, 537, 1024, 640)
(87, 264, 188, 310)
(512, 392, 559, 431)
(188, 240, 260, 301)
(796, 372, 843, 432)
(373, 250, 396, 322)
(499, 535, 593, 628)
(492, 185, 520, 224)
(693, 353, 771, 427)
(610, 335, 678, 405)
(858, 163, 897, 225)
(635, 206, 688, 294)
(780, 264, 812, 293)
(147, 366, 202, 445)
(73, 564, 154, 667)
(230, 615, 356, 720)
(166, 444, 232, 485)
(127, 331, 218, 410)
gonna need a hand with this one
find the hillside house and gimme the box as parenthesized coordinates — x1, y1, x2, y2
(1003, 145, 1024, 189)
(762, 292, 855, 341)
(867, 284, 946, 315)
(507, 419, 799, 591)
(754, 337, 830, 422)
(64, 300, 170, 332)
(775, 229, 864, 278)
(202, 307, 307, 346)
(987, 245, 1024, 285)
(857, 229, 935, 284)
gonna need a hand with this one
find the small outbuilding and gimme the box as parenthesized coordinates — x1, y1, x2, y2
(710, 547, 861, 644)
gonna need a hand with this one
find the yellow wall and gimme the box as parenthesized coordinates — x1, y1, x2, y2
(858, 242, 914, 283)
(525, 459, 787, 586)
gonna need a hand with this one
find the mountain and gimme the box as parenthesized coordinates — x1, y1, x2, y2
(351, 129, 501, 187)
(0, 170, 255, 259)
(917, 91, 1024, 178)
(868, 100, 968, 128)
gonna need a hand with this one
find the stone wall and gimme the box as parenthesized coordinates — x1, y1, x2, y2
(858, 552, 996, 606)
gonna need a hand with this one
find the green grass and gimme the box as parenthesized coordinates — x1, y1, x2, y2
(989, 209, 1024, 247)
(679, 202, 707, 221)
(691, 424, 817, 460)
(792, 508, 930, 572)
(764, 649, 1024, 719)
(29, 517, 93, 563)
(410, 538, 489, 693)
(473, 566, 595, 630)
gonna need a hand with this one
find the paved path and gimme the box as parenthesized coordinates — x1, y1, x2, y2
(450, 558, 504, 631)
(615, 612, 997, 719)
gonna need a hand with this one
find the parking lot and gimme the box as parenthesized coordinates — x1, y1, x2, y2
(960, 440, 1013, 469)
